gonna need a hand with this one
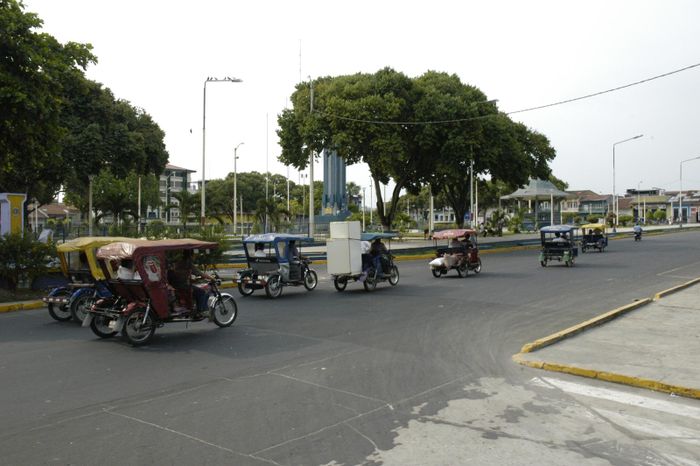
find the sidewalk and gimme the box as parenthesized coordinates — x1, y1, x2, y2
(514, 278, 700, 399)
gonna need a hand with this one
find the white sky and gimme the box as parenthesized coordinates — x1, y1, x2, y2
(23, 0, 700, 196)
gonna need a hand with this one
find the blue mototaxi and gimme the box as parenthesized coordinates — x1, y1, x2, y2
(236, 233, 318, 299)
(538, 225, 579, 267)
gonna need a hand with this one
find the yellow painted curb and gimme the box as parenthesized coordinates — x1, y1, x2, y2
(0, 301, 45, 313)
(653, 277, 700, 301)
(512, 354, 700, 399)
(520, 298, 652, 353)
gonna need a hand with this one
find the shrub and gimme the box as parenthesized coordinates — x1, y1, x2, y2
(0, 234, 56, 291)
(586, 215, 601, 224)
(619, 215, 634, 226)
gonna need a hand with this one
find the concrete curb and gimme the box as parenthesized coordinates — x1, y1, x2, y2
(513, 279, 700, 400)
(0, 301, 45, 313)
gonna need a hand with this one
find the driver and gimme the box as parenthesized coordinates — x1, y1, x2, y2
(370, 238, 389, 274)
(168, 250, 212, 312)
(253, 243, 267, 258)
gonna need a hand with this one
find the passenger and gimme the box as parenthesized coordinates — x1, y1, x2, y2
(289, 240, 301, 261)
(117, 259, 141, 280)
(552, 232, 566, 243)
(253, 243, 267, 258)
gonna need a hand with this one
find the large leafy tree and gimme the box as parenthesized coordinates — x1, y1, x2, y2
(0, 0, 95, 204)
(277, 68, 556, 229)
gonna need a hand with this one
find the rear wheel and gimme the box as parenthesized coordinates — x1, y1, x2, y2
(90, 314, 118, 338)
(70, 293, 93, 323)
(457, 264, 467, 278)
(388, 266, 399, 286)
(265, 275, 283, 299)
(237, 281, 254, 296)
(540, 260, 547, 267)
(333, 276, 347, 292)
(303, 270, 318, 291)
(431, 268, 441, 278)
(211, 295, 238, 327)
(122, 309, 156, 346)
(363, 269, 377, 291)
(47, 289, 72, 322)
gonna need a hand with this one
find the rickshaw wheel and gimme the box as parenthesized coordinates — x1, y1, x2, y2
(265, 275, 283, 299)
(48, 289, 72, 322)
(90, 314, 118, 338)
(211, 295, 238, 327)
(333, 277, 347, 291)
(303, 270, 318, 291)
(122, 309, 156, 346)
(473, 259, 482, 274)
(540, 260, 547, 267)
(363, 270, 377, 291)
(70, 294, 92, 323)
(431, 268, 441, 278)
(238, 282, 254, 296)
(388, 266, 400, 286)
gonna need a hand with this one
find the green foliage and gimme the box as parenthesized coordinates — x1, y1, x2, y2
(586, 215, 601, 224)
(653, 210, 666, 222)
(507, 208, 526, 233)
(605, 212, 615, 227)
(165, 189, 200, 225)
(619, 215, 633, 227)
(485, 209, 507, 236)
(0, 234, 56, 290)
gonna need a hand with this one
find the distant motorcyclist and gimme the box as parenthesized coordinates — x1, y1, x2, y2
(633, 224, 643, 241)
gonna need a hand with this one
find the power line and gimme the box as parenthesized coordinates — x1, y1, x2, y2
(311, 61, 700, 125)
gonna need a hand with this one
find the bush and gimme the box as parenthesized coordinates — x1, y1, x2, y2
(0, 234, 56, 291)
(619, 215, 634, 227)
(586, 215, 601, 224)
(653, 210, 666, 223)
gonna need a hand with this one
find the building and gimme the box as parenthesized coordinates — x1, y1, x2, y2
(146, 164, 196, 224)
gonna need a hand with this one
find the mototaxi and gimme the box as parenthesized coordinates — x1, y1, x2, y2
(330, 232, 399, 292)
(86, 239, 237, 346)
(42, 236, 132, 323)
(236, 234, 318, 299)
(539, 225, 579, 267)
(580, 223, 608, 253)
(429, 229, 482, 278)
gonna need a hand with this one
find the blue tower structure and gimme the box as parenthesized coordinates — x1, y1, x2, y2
(317, 149, 350, 222)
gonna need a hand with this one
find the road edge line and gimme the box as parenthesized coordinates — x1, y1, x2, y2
(519, 298, 652, 353)
(653, 277, 700, 301)
(512, 353, 700, 399)
(0, 301, 45, 313)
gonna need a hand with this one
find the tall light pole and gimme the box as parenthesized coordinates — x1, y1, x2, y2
(612, 134, 643, 229)
(680, 156, 700, 227)
(201, 76, 242, 225)
(637, 180, 642, 223)
(233, 142, 244, 235)
(308, 77, 315, 237)
(362, 187, 366, 231)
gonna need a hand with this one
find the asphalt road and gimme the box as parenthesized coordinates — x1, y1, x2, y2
(2, 231, 700, 465)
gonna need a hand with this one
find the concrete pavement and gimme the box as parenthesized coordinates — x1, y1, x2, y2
(514, 277, 700, 399)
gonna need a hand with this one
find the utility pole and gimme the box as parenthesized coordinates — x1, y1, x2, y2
(308, 78, 315, 237)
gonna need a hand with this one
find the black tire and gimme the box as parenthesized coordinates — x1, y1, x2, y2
(47, 289, 72, 322)
(333, 276, 347, 292)
(90, 314, 118, 338)
(473, 258, 482, 274)
(122, 309, 156, 346)
(540, 260, 547, 267)
(388, 266, 399, 286)
(237, 281, 254, 296)
(457, 264, 467, 278)
(303, 270, 318, 291)
(363, 269, 377, 292)
(431, 268, 441, 278)
(70, 293, 93, 323)
(265, 275, 283, 299)
(211, 295, 238, 328)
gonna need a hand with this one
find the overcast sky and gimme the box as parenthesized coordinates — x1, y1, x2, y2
(23, 0, 700, 196)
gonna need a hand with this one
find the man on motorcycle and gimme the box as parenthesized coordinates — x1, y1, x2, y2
(633, 223, 643, 240)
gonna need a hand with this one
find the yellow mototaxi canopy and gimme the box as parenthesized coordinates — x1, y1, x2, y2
(56, 236, 136, 280)
(580, 223, 606, 232)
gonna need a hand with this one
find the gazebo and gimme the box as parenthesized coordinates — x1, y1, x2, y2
(501, 179, 572, 230)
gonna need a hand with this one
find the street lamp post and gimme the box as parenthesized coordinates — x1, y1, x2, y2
(362, 187, 366, 232)
(680, 156, 700, 226)
(637, 181, 642, 223)
(201, 76, 242, 225)
(233, 142, 244, 235)
(612, 134, 643, 229)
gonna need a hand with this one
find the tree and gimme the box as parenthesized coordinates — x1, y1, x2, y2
(0, 0, 95, 204)
(165, 189, 200, 226)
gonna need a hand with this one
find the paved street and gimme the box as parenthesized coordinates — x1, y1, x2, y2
(2, 230, 700, 465)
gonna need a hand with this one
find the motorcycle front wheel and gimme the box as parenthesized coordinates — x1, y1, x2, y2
(303, 270, 318, 291)
(211, 295, 238, 327)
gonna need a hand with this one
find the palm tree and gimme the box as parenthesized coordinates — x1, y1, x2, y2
(254, 198, 290, 232)
(165, 190, 201, 225)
